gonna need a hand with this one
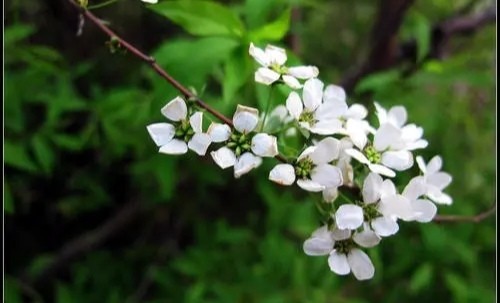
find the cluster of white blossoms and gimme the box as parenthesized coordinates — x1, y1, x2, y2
(146, 43, 453, 281)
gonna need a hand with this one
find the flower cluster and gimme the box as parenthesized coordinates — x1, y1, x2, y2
(146, 43, 453, 280)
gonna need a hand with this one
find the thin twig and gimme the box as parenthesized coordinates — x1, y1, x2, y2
(24, 200, 141, 286)
(67, 0, 288, 163)
(433, 204, 496, 223)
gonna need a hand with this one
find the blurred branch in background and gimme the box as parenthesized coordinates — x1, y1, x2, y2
(341, 0, 496, 93)
(433, 203, 496, 223)
(24, 200, 142, 287)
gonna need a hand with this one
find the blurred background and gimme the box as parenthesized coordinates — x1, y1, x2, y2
(4, 0, 496, 302)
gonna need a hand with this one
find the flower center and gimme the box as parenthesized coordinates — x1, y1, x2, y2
(226, 132, 252, 157)
(333, 238, 355, 254)
(174, 119, 195, 142)
(364, 146, 381, 164)
(270, 63, 288, 74)
(294, 157, 314, 179)
(298, 110, 316, 125)
(362, 202, 382, 222)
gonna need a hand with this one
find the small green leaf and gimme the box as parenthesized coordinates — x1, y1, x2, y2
(4, 180, 14, 214)
(32, 135, 55, 174)
(409, 263, 434, 293)
(354, 69, 401, 94)
(5, 277, 23, 303)
(4, 140, 37, 172)
(413, 13, 431, 62)
(248, 8, 291, 42)
(149, 1, 245, 38)
(222, 48, 252, 104)
(4, 24, 35, 46)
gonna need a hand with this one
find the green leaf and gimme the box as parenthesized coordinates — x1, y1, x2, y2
(4, 24, 35, 46)
(222, 48, 252, 104)
(354, 69, 401, 94)
(4, 180, 14, 214)
(149, 1, 245, 38)
(248, 8, 291, 42)
(32, 135, 55, 174)
(4, 140, 38, 172)
(413, 13, 431, 62)
(5, 277, 23, 303)
(409, 263, 434, 293)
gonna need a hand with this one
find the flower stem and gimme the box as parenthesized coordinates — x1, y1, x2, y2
(87, 0, 119, 10)
(260, 86, 275, 132)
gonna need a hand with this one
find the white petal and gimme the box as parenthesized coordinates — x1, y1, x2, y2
(353, 229, 381, 248)
(282, 75, 302, 89)
(427, 155, 443, 174)
(380, 179, 397, 197)
(310, 137, 341, 164)
(362, 172, 383, 204)
(297, 146, 317, 161)
(374, 102, 388, 125)
(368, 163, 396, 178)
(307, 119, 343, 135)
(207, 123, 231, 143)
(159, 139, 188, 155)
(416, 156, 427, 174)
(345, 120, 369, 149)
(371, 216, 399, 237)
(302, 78, 324, 111)
(379, 194, 414, 221)
(303, 236, 334, 256)
(297, 179, 325, 192)
(412, 199, 437, 222)
(406, 139, 428, 150)
(161, 96, 187, 122)
(286, 91, 303, 120)
(347, 249, 375, 280)
(269, 164, 296, 185)
(374, 124, 402, 151)
(402, 176, 426, 201)
(335, 204, 364, 230)
(189, 112, 203, 133)
(287, 66, 319, 79)
(345, 148, 370, 165)
(314, 101, 344, 120)
(233, 105, 259, 133)
(328, 251, 351, 275)
(188, 133, 211, 156)
(346, 104, 368, 119)
(388, 106, 407, 127)
(249, 43, 269, 66)
(331, 228, 351, 240)
(255, 67, 280, 85)
(322, 187, 339, 203)
(146, 123, 175, 147)
(251, 133, 278, 157)
(381, 150, 414, 171)
(427, 187, 453, 205)
(234, 152, 261, 178)
(311, 164, 343, 189)
(211, 147, 236, 169)
(427, 172, 452, 189)
(265, 44, 287, 65)
(141, 0, 158, 3)
(323, 84, 346, 105)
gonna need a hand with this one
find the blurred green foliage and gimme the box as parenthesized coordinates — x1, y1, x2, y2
(5, 0, 495, 302)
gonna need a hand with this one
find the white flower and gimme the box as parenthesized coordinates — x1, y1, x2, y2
(416, 155, 453, 205)
(286, 78, 345, 135)
(402, 176, 438, 223)
(334, 173, 414, 235)
(345, 123, 416, 177)
(249, 43, 318, 89)
(269, 137, 343, 192)
(303, 225, 376, 280)
(146, 97, 211, 156)
(208, 105, 278, 178)
(374, 102, 428, 150)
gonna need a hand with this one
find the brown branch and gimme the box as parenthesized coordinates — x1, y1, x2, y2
(433, 203, 496, 223)
(340, 0, 415, 93)
(67, 0, 289, 163)
(341, 1, 496, 93)
(23, 200, 142, 286)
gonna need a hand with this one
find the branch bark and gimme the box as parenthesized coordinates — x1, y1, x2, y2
(433, 203, 496, 223)
(341, 1, 496, 93)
